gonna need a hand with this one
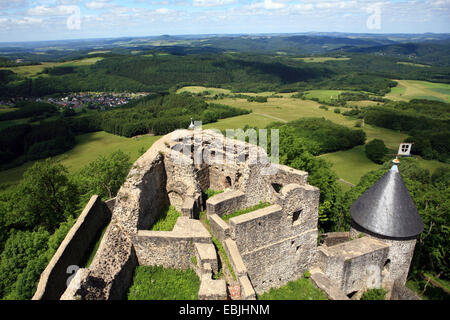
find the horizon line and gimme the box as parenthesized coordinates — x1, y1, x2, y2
(1, 31, 450, 45)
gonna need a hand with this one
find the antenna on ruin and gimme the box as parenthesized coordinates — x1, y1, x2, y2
(188, 118, 195, 130)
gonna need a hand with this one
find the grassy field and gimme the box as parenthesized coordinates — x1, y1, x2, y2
(414, 157, 450, 174)
(127, 265, 200, 300)
(346, 100, 381, 107)
(397, 62, 430, 68)
(0, 57, 104, 78)
(292, 57, 351, 63)
(176, 86, 232, 95)
(88, 50, 111, 55)
(0, 131, 160, 186)
(319, 146, 382, 185)
(203, 113, 274, 131)
(258, 275, 327, 300)
(385, 80, 450, 102)
(176, 86, 293, 98)
(320, 146, 450, 186)
(303, 90, 343, 103)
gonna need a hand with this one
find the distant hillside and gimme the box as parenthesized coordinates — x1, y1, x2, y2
(1, 33, 450, 64)
(343, 42, 450, 66)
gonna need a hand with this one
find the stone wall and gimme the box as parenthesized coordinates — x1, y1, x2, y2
(206, 190, 246, 217)
(133, 217, 211, 269)
(112, 137, 171, 234)
(317, 237, 390, 295)
(350, 225, 417, 287)
(60, 136, 175, 300)
(320, 232, 350, 247)
(33, 195, 112, 300)
(209, 214, 230, 242)
(225, 183, 320, 295)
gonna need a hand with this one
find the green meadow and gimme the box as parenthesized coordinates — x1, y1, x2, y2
(0, 57, 104, 78)
(385, 79, 450, 103)
(302, 90, 343, 103)
(319, 146, 382, 185)
(0, 131, 160, 186)
(397, 62, 430, 68)
(292, 57, 351, 63)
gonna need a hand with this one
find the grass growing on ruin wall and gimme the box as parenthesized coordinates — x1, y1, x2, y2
(360, 288, 387, 300)
(222, 202, 271, 223)
(204, 189, 223, 199)
(212, 236, 236, 281)
(150, 206, 181, 231)
(200, 208, 236, 282)
(127, 265, 200, 300)
(257, 274, 327, 300)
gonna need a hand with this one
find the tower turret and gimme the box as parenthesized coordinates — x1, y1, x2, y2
(349, 159, 424, 288)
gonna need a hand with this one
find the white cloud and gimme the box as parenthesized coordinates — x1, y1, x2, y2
(155, 7, 170, 14)
(193, 0, 236, 7)
(85, 1, 111, 10)
(27, 5, 79, 16)
(14, 17, 43, 25)
(250, 0, 286, 9)
(293, 3, 314, 10)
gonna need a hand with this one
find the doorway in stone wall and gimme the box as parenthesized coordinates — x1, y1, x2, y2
(224, 176, 232, 189)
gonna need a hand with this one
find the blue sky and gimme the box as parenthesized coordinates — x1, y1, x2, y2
(0, 0, 449, 42)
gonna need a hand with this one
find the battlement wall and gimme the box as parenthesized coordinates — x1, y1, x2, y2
(33, 195, 112, 300)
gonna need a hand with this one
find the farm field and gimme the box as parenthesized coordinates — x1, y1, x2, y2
(206, 95, 407, 150)
(385, 80, 450, 102)
(302, 90, 343, 103)
(346, 100, 381, 107)
(176, 86, 232, 95)
(292, 57, 351, 63)
(0, 131, 160, 187)
(176, 86, 296, 98)
(88, 50, 111, 55)
(0, 57, 104, 78)
(397, 62, 430, 68)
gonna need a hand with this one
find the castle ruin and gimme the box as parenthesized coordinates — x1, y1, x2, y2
(33, 129, 423, 300)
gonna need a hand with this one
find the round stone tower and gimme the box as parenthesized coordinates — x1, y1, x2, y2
(349, 159, 424, 288)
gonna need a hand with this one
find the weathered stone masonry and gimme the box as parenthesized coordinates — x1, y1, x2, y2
(34, 129, 422, 300)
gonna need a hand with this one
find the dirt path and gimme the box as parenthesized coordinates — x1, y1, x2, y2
(254, 112, 288, 123)
(339, 178, 355, 187)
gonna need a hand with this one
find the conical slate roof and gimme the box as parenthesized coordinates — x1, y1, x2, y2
(350, 164, 424, 238)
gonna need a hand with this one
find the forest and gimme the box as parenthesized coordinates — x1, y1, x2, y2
(267, 118, 366, 155)
(1, 51, 449, 98)
(344, 99, 450, 163)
